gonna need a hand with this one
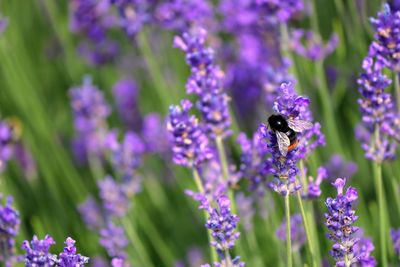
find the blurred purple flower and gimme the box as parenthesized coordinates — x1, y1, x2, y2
(0, 196, 20, 267)
(325, 178, 359, 266)
(78, 40, 119, 66)
(14, 143, 37, 180)
(0, 121, 16, 173)
(391, 228, 400, 255)
(155, 0, 213, 31)
(175, 247, 205, 267)
(324, 154, 357, 180)
(111, 257, 130, 267)
(305, 166, 328, 199)
(142, 113, 169, 154)
(354, 237, 377, 267)
(290, 29, 338, 61)
(99, 222, 128, 259)
(58, 237, 89, 267)
(167, 99, 213, 168)
(113, 79, 142, 131)
(78, 196, 104, 231)
(357, 56, 398, 162)
(276, 213, 306, 252)
(174, 29, 231, 138)
(235, 193, 255, 232)
(69, 76, 111, 160)
(0, 16, 8, 34)
(22, 235, 57, 266)
(98, 176, 131, 217)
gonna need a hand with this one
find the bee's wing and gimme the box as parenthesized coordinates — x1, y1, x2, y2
(287, 119, 313, 133)
(276, 131, 290, 156)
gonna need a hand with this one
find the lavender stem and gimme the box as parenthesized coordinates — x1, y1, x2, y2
(285, 194, 293, 267)
(224, 250, 233, 267)
(192, 168, 218, 263)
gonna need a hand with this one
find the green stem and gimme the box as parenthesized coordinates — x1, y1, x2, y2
(373, 162, 388, 267)
(120, 216, 155, 267)
(394, 72, 400, 113)
(285, 194, 293, 267)
(296, 192, 317, 267)
(192, 168, 218, 263)
(224, 250, 233, 267)
(344, 254, 351, 267)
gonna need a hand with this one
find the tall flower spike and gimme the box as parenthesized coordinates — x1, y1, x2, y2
(325, 178, 359, 266)
(357, 56, 398, 162)
(99, 222, 128, 259)
(69, 76, 111, 160)
(167, 99, 213, 168)
(58, 237, 89, 267)
(0, 196, 20, 267)
(276, 214, 306, 252)
(22, 235, 57, 266)
(174, 29, 232, 138)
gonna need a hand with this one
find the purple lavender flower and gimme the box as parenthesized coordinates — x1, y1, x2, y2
(78, 40, 119, 66)
(204, 195, 240, 252)
(174, 29, 232, 138)
(155, 0, 213, 31)
(290, 29, 338, 61)
(111, 257, 130, 267)
(111, 0, 151, 37)
(357, 56, 398, 162)
(201, 256, 245, 267)
(78, 196, 104, 231)
(22, 235, 57, 266)
(167, 99, 213, 168)
(141, 113, 169, 154)
(113, 79, 141, 131)
(391, 228, 400, 255)
(370, 4, 400, 72)
(69, 76, 111, 159)
(0, 121, 16, 173)
(99, 222, 128, 259)
(324, 154, 357, 181)
(175, 247, 205, 267)
(0, 16, 8, 34)
(305, 166, 328, 199)
(236, 132, 270, 192)
(0, 196, 20, 266)
(235, 193, 255, 232)
(14, 143, 37, 180)
(58, 237, 89, 266)
(98, 176, 131, 217)
(354, 237, 377, 267)
(325, 178, 359, 266)
(276, 213, 306, 252)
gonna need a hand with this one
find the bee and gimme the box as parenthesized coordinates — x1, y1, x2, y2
(268, 114, 313, 156)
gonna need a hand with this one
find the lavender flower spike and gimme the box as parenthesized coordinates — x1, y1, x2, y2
(58, 237, 89, 266)
(325, 178, 359, 266)
(276, 214, 306, 252)
(167, 99, 213, 168)
(354, 237, 377, 267)
(390, 228, 400, 255)
(0, 196, 20, 267)
(22, 235, 57, 266)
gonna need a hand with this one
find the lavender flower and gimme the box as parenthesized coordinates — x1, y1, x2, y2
(276, 214, 306, 252)
(325, 178, 359, 266)
(305, 166, 328, 199)
(78, 196, 104, 231)
(391, 228, 400, 255)
(204, 195, 240, 252)
(235, 193, 255, 232)
(113, 79, 141, 131)
(99, 222, 128, 259)
(370, 4, 400, 72)
(142, 113, 169, 154)
(58, 237, 89, 266)
(0, 16, 8, 34)
(324, 155, 357, 181)
(357, 56, 398, 162)
(167, 99, 213, 168)
(201, 257, 245, 267)
(174, 29, 232, 138)
(14, 143, 37, 180)
(155, 0, 213, 31)
(290, 29, 338, 61)
(98, 176, 131, 217)
(353, 237, 376, 267)
(0, 196, 20, 266)
(69, 76, 111, 159)
(0, 121, 15, 173)
(175, 247, 205, 267)
(22, 235, 57, 266)
(111, 257, 130, 267)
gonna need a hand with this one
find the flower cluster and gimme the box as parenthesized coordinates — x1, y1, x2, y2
(69, 76, 111, 161)
(391, 228, 400, 255)
(290, 29, 338, 61)
(174, 29, 231, 138)
(370, 4, 400, 71)
(324, 154, 357, 181)
(0, 196, 20, 266)
(100, 222, 129, 259)
(167, 99, 213, 168)
(357, 56, 398, 162)
(22, 235, 89, 266)
(353, 237, 377, 267)
(0, 121, 16, 173)
(325, 178, 359, 266)
(305, 166, 328, 199)
(276, 214, 306, 252)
